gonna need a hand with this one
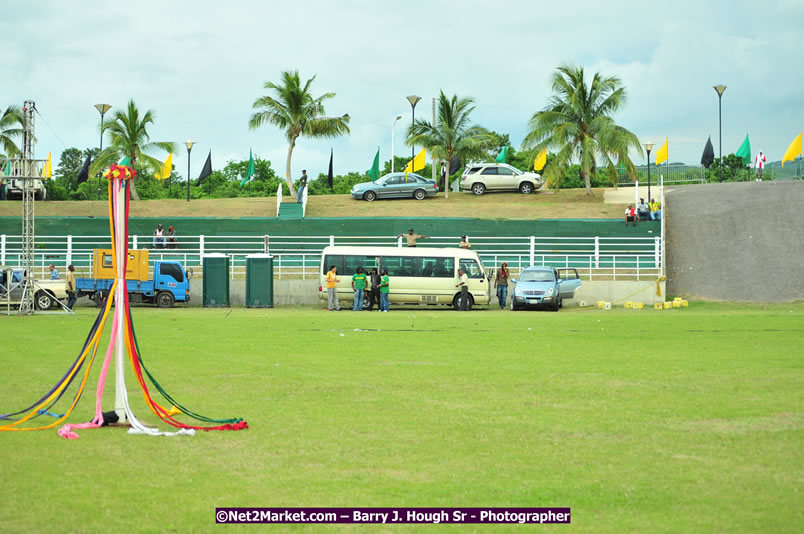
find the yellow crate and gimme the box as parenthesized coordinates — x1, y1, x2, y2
(674, 297, 683, 302)
(604, 302, 612, 310)
(654, 302, 663, 310)
(635, 302, 644, 309)
(672, 301, 681, 308)
(597, 301, 606, 309)
(92, 249, 149, 281)
(664, 301, 672, 309)
(624, 301, 633, 309)
(681, 300, 689, 307)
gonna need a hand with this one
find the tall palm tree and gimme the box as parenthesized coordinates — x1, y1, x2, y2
(522, 64, 641, 195)
(90, 100, 176, 200)
(249, 70, 350, 200)
(407, 91, 493, 187)
(1, 105, 24, 157)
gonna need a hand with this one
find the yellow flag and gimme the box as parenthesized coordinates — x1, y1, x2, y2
(781, 133, 802, 167)
(156, 153, 173, 180)
(41, 152, 52, 179)
(403, 148, 426, 179)
(533, 149, 547, 171)
(654, 138, 668, 165)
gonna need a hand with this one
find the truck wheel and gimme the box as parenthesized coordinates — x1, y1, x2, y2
(156, 292, 175, 308)
(35, 291, 54, 310)
(156, 291, 176, 308)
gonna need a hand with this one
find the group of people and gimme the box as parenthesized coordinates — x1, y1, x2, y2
(325, 265, 390, 312)
(625, 198, 662, 226)
(48, 263, 77, 310)
(152, 224, 178, 249)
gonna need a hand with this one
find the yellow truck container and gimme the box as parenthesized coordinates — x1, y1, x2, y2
(92, 249, 150, 281)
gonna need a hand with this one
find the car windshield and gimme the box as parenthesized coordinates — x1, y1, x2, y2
(519, 271, 554, 283)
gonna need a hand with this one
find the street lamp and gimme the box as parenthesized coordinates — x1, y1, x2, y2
(644, 141, 654, 204)
(94, 104, 111, 200)
(391, 114, 402, 173)
(406, 95, 421, 165)
(713, 84, 727, 182)
(185, 140, 194, 202)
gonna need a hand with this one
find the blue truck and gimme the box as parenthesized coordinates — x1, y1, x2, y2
(76, 250, 190, 308)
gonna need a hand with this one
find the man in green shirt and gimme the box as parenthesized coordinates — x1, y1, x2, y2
(351, 267, 367, 311)
(379, 269, 390, 312)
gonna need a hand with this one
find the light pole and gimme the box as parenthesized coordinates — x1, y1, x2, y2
(185, 140, 194, 202)
(713, 84, 727, 182)
(391, 114, 402, 173)
(94, 104, 111, 200)
(406, 95, 421, 167)
(644, 141, 653, 203)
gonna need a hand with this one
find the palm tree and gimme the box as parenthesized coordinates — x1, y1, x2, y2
(90, 100, 176, 200)
(1, 105, 24, 157)
(407, 91, 493, 187)
(522, 64, 641, 195)
(249, 70, 350, 200)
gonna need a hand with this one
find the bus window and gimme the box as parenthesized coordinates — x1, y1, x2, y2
(421, 257, 454, 277)
(324, 255, 378, 276)
(459, 259, 484, 279)
(381, 256, 403, 276)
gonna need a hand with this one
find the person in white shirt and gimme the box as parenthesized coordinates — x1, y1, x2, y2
(754, 151, 766, 181)
(152, 224, 166, 248)
(637, 198, 650, 220)
(455, 268, 469, 311)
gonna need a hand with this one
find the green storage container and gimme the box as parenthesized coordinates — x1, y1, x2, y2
(245, 254, 274, 308)
(203, 253, 230, 307)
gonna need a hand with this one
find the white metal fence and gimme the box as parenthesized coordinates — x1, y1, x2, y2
(0, 233, 662, 282)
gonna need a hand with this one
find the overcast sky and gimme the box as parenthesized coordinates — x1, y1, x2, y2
(3, 0, 803, 180)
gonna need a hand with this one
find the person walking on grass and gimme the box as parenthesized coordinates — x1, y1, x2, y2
(456, 267, 469, 311)
(66, 264, 77, 310)
(379, 269, 390, 312)
(495, 262, 510, 309)
(325, 265, 340, 311)
(352, 266, 367, 311)
(397, 228, 429, 247)
(365, 267, 381, 311)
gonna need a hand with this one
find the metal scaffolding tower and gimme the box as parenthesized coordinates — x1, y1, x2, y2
(16, 101, 40, 315)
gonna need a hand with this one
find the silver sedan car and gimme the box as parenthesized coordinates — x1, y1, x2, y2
(351, 172, 439, 201)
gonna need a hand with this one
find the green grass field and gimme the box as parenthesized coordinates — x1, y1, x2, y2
(1, 303, 802, 533)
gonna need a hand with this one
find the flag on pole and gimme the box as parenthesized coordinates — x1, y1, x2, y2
(736, 134, 751, 166)
(239, 149, 255, 186)
(77, 155, 91, 183)
(155, 153, 173, 180)
(3, 161, 10, 175)
(368, 147, 380, 182)
(327, 148, 334, 190)
(781, 133, 802, 167)
(655, 138, 669, 166)
(495, 146, 508, 164)
(700, 136, 715, 168)
(119, 156, 131, 167)
(533, 148, 547, 171)
(195, 151, 212, 186)
(448, 154, 462, 175)
(41, 152, 52, 179)
(403, 148, 426, 180)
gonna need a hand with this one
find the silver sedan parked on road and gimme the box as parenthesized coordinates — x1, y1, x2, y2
(351, 173, 439, 201)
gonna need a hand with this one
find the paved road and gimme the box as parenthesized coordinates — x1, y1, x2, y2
(665, 180, 804, 302)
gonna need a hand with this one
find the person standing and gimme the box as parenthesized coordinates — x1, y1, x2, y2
(297, 170, 308, 203)
(49, 264, 60, 280)
(66, 264, 77, 310)
(459, 235, 471, 249)
(325, 265, 341, 311)
(456, 268, 469, 311)
(495, 262, 509, 309)
(754, 151, 766, 181)
(351, 266, 367, 311)
(379, 269, 390, 312)
(365, 267, 381, 311)
(397, 228, 429, 247)
(440, 161, 448, 190)
(153, 224, 166, 248)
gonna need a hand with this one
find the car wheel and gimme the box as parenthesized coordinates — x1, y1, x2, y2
(519, 182, 533, 194)
(452, 293, 474, 311)
(413, 189, 426, 200)
(35, 291, 54, 310)
(156, 291, 175, 308)
(549, 298, 560, 312)
(363, 191, 377, 202)
(471, 183, 486, 195)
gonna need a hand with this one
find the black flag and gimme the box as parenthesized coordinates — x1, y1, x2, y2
(701, 136, 715, 169)
(76, 155, 91, 184)
(327, 149, 334, 191)
(195, 151, 212, 185)
(448, 154, 462, 175)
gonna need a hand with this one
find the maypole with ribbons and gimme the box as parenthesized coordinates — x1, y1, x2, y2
(1, 164, 248, 438)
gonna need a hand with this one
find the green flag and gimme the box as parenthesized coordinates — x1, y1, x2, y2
(119, 156, 131, 166)
(495, 146, 508, 163)
(3, 161, 10, 175)
(735, 134, 751, 166)
(240, 149, 255, 186)
(368, 147, 380, 182)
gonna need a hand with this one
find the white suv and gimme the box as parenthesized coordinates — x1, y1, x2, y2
(460, 163, 544, 195)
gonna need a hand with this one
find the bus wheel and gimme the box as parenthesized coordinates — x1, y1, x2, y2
(452, 294, 474, 311)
